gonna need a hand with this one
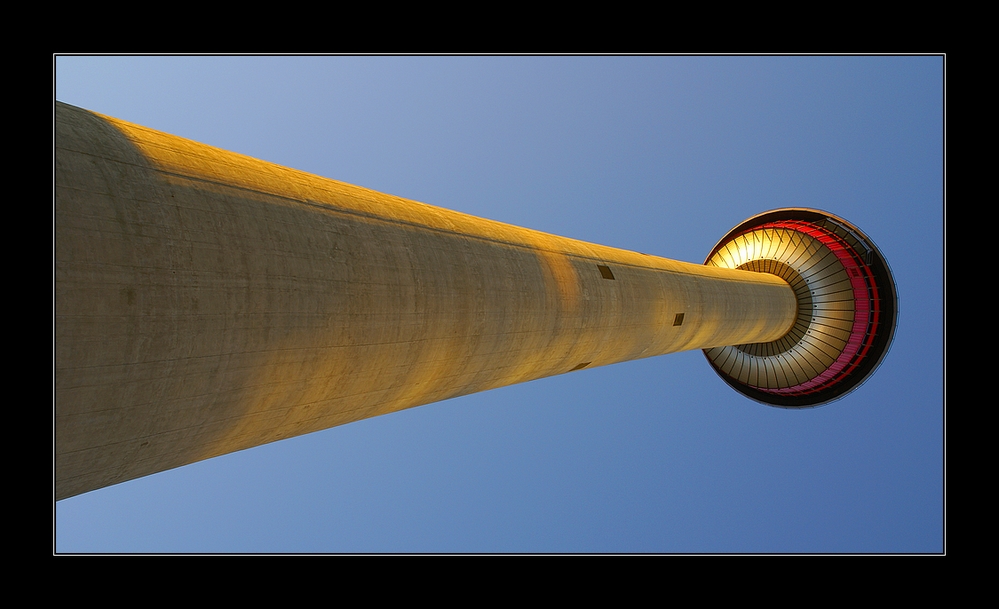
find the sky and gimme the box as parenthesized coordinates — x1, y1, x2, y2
(53, 55, 944, 554)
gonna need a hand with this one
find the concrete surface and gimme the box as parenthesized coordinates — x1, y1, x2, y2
(55, 102, 796, 499)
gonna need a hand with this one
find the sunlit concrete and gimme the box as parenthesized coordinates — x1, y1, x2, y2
(55, 102, 797, 500)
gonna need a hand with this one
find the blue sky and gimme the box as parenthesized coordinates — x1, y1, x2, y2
(54, 56, 944, 553)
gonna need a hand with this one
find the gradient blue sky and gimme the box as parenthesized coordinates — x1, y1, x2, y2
(54, 55, 944, 554)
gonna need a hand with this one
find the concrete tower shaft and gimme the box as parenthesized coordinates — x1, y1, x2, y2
(56, 102, 885, 500)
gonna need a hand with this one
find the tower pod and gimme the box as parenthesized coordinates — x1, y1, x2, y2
(703, 209, 898, 407)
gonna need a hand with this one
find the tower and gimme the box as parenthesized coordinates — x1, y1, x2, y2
(54, 102, 898, 500)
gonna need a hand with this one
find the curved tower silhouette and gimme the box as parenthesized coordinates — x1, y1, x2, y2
(54, 102, 897, 500)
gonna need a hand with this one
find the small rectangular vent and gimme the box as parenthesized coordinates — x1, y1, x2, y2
(597, 265, 615, 280)
(673, 313, 685, 326)
(570, 362, 591, 371)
